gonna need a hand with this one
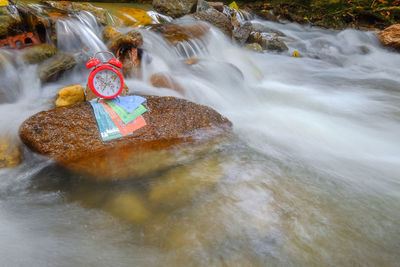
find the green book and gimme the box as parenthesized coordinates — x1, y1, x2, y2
(105, 100, 147, 124)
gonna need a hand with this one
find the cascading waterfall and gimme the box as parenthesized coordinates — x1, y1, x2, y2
(0, 6, 399, 267)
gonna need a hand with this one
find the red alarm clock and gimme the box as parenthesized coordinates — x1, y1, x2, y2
(86, 51, 124, 99)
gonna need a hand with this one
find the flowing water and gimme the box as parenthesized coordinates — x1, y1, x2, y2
(0, 9, 400, 267)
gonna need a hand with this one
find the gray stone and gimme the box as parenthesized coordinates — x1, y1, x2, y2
(260, 37, 288, 52)
(233, 22, 252, 45)
(195, 8, 233, 36)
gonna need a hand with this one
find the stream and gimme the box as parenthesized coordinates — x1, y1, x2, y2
(0, 7, 400, 267)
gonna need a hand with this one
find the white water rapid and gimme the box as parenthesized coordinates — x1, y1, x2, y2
(0, 12, 399, 267)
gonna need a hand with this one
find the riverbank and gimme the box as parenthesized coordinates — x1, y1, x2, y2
(240, 0, 400, 30)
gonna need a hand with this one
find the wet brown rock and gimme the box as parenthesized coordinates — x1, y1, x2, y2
(195, 8, 233, 36)
(150, 72, 183, 93)
(85, 83, 129, 101)
(108, 30, 143, 54)
(21, 44, 57, 64)
(148, 23, 210, 44)
(19, 96, 232, 180)
(377, 24, 400, 51)
(37, 53, 77, 83)
(102, 26, 121, 43)
(152, 0, 197, 18)
(0, 136, 23, 168)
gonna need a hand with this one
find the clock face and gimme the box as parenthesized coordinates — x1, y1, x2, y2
(92, 68, 122, 98)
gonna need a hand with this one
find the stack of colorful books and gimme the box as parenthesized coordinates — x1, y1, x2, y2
(90, 95, 147, 141)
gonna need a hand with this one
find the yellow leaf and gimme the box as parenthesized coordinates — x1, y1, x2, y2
(229, 1, 239, 11)
(0, 0, 9, 7)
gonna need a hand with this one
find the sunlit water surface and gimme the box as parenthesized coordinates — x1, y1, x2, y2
(0, 11, 399, 267)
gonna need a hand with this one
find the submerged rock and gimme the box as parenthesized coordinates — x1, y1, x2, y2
(195, 7, 233, 36)
(152, 0, 197, 18)
(0, 136, 23, 168)
(377, 24, 400, 51)
(37, 53, 77, 83)
(148, 155, 224, 208)
(150, 72, 183, 93)
(20, 44, 57, 64)
(245, 43, 263, 53)
(56, 85, 84, 107)
(19, 96, 232, 180)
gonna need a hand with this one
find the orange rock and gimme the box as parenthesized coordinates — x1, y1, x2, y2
(377, 24, 400, 50)
(102, 26, 121, 43)
(184, 58, 200, 65)
(114, 7, 153, 27)
(150, 73, 183, 93)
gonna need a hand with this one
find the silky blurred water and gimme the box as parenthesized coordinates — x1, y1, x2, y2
(0, 11, 399, 267)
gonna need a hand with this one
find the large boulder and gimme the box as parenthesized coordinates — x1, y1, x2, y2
(152, 0, 197, 18)
(19, 96, 232, 180)
(377, 24, 400, 50)
(195, 8, 233, 36)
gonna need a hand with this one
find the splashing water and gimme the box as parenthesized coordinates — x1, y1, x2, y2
(0, 11, 399, 267)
